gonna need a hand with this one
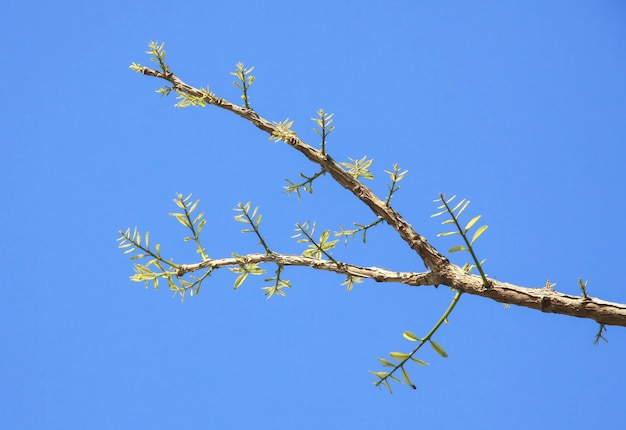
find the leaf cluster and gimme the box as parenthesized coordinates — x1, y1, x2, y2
(117, 226, 210, 300)
(117, 193, 214, 300)
(169, 193, 208, 260)
(233, 202, 291, 298)
(230, 62, 255, 109)
(432, 194, 489, 286)
(371, 289, 461, 393)
(283, 110, 335, 198)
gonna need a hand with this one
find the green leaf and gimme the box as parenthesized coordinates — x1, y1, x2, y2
(320, 230, 330, 243)
(369, 370, 389, 379)
(437, 231, 459, 237)
(193, 212, 204, 224)
(377, 358, 395, 367)
(410, 357, 429, 366)
(450, 199, 466, 214)
(189, 199, 199, 214)
(170, 213, 191, 228)
(456, 200, 471, 217)
(471, 225, 488, 245)
(173, 198, 186, 210)
(234, 272, 248, 289)
(389, 351, 411, 360)
(401, 367, 416, 389)
(448, 245, 468, 253)
(430, 340, 448, 358)
(402, 331, 420, 341)
(464, 215, 481, 232)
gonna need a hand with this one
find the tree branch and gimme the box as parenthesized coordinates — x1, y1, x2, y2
(177, 252, 436, 286)
(141, 66, 448, 272)
(137, 66, 626, 328)
(176, 251, 626, 327)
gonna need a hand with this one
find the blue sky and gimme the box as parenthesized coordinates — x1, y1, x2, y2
(3, 1, 626, 428)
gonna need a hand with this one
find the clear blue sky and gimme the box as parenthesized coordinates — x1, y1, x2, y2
(3, 1, 626, 428)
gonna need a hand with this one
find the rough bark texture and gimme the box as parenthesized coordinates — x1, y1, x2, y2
(142, 66, 626, 328)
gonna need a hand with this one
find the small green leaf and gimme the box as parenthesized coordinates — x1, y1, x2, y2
(234, 272, 248, 289)
(471, 225, 488, 245)
(174, 199, 186, 210)
(437, 231, 459, 237)
(320, 230, 330, 243)
(389, 352, 411, 360)
(464, 215, 481, 232)
(430, 340, 448, 358)
(448, 245, 468, 253)
(369, 370, 389, 379)
(401, 367, 416, 389)
(402, 331, 420, 341)
(450, 199, 465, 214)
(410, 357, 429, 366)
(189, 199, 199, 214)
(445, 195, 457, 204)
(455, 200, 470, 217)
(170, 213, 191, 228)
(193, 212, 204, 224)
(377, 358, 395, 367)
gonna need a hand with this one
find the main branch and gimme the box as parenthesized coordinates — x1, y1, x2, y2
(136, 65, 626, 328)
